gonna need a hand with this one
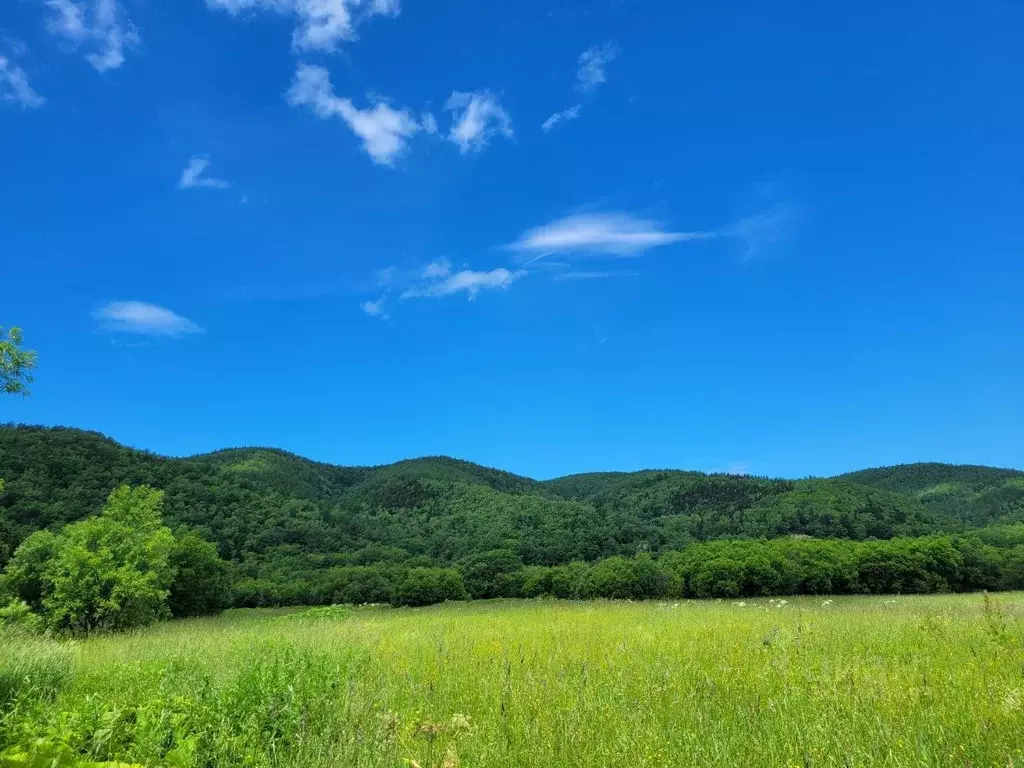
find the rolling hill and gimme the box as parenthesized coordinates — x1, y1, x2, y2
(2, 425, 1023, 575)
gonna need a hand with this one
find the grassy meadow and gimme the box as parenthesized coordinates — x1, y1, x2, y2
(3, 594, 1024, 767)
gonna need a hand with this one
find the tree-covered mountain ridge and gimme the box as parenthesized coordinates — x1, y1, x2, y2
(2, 425, 1023, 573)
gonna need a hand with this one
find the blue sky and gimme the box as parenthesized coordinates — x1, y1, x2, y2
(2, 0, 1022, 479)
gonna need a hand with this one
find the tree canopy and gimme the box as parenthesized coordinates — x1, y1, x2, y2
(0, 327, 36, 396)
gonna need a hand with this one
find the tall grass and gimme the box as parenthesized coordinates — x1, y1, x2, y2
(2, 594, 1023, 767)
(0, 631, 76, 711)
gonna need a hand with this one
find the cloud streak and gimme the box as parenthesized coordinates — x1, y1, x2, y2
(95, 301, 203, 337)
(0, 55, 45, 109)
(541, 104, 580, 132)
(402, 267, 526, 300)
(508, 212, 714, 260)
(288, 63, 421, 166)
(44, 0, 139, 72)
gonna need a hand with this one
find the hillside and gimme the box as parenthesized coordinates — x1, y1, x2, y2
(2, 425, 1022, 577)
(838, 463, 1024, 527)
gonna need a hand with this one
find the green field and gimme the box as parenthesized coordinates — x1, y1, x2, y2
(3, 594, 1024, 768)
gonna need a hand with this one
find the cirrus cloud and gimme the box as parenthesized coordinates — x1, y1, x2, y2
(401, 267, 526, 300)
(94, 301, 203, 337)
(0, 55, 45, 109)
(576, 42, 619, 94)
(507, 212, 715, 260)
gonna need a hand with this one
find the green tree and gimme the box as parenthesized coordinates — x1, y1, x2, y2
(31, 486, 175, 633)
(0, 327, 36, 395)
(1, 529, 61, 609)
(168, 529, 233, 617)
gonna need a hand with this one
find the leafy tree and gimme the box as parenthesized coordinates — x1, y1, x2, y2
(393, 568, 467, 607)
(6, 485, 176, 633)
(0, 327, 36, 395)
(168, 529, 233, 617)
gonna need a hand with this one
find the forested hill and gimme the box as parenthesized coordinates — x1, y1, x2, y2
(2, 425, 1023, 574)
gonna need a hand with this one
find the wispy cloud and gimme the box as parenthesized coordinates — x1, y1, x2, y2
(541, 104, 580, 132)
(445, 91, 513, 154)
(177, 156, 232, 190)
(724, 200, 799, 260)
(576, 42, 619, 94)
(44, 0, 139, 72)
(402, 267, 526, 300)
(0, 55, 45, 109)
(206, 0, 399, 53)
(288, 63, 421, 166)
(508, 212, 714, 260)
(421, 111, 438, 135)
(95, 301, 203, 337)
(360, 296, 387, 319)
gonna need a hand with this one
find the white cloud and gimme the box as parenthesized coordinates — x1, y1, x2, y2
(95, 301, 203, 337)
(422, 258, 451, 279)
(576, 42, 618, 94)
(206, 0, 399, 53)
(508, 212, 714, 259)
(402, 267, 525, 300)
(541, 104, 580, 132)
(360, 296, 387, 318)
(178, 156, 232, 190)
(445, 91, 513, 154)
(421, 111, 438, 135)
(0, 55, 45, 109)
(287, 64, 420, 166)
(374, 266, 396, 286)
(45, 0, 139, 72)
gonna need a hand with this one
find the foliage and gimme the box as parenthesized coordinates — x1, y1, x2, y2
(2, 426, 1024, 613)
(0, 327, 36, 396)
(393, 568, 468, 607)
(2, 486, 181, 633)
(167, 530, 233, 618)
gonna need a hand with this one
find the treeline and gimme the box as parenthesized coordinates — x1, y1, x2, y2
(235, 527, 1024, 607)
(4, 482, 1024, 633)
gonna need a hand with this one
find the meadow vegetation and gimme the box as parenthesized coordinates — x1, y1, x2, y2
(1, 595, 1022, 767)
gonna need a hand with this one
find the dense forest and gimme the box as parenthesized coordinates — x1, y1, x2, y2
(2, 424, 1024, 624)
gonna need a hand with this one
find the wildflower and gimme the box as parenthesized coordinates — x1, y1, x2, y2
(822, 599, 834, 606)
(778, 600, 788, 606)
